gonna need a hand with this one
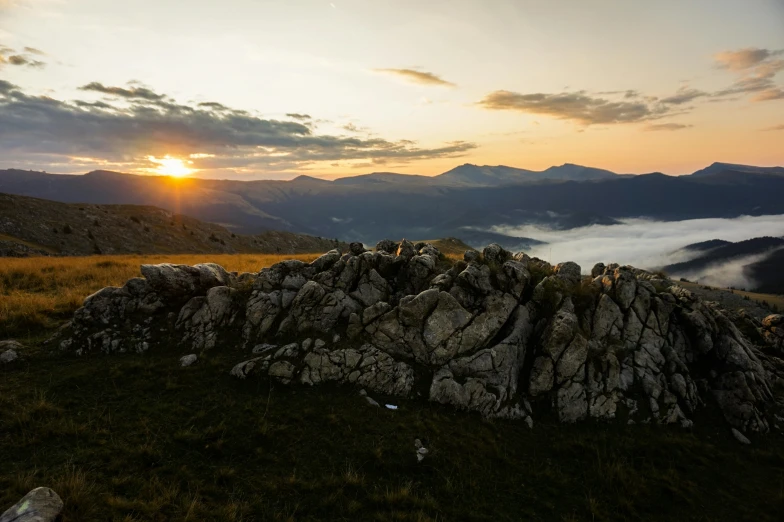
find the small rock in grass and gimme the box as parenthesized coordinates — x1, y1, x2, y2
(731, 428, 751, 445)
(179, 354, 198, 367)
(0, 349, 19, 364)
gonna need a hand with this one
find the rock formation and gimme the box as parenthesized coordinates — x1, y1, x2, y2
(56, 240, 784, 434)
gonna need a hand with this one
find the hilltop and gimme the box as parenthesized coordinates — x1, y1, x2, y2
(0, 192, 345, 256)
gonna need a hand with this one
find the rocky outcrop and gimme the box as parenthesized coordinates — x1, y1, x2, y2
(57, 241, 784, 434)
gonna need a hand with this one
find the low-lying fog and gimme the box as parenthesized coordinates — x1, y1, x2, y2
(491, 214, 784, 289)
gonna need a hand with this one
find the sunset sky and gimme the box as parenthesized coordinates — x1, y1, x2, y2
(1, 0, 783, 179)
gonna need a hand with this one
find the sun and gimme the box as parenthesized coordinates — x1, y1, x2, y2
(148, 155, 193, 177)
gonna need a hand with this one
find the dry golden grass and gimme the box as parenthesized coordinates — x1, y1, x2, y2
(0, 253, 319, 340)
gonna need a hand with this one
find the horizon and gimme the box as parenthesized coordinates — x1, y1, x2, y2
(1, 0, 784, 180)
(3, 160, 783, 182)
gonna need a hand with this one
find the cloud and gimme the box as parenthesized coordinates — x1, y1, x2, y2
(762, 124, 784, 131)
(492, 215, 784, 288)
(79, 82, 167, 101)
(714, 48, 782, 71)
(752, 88, 784, 101)
(0, 45, 47, 69)
(0, 81, 477, 177)
(374, 68, 456, 87)
(660, 87, 709, 105)
(285, 113, 311, 120)
(644, 123, 693, 131)
(712, 48, 784, 102)
(476, 90, 670, 125)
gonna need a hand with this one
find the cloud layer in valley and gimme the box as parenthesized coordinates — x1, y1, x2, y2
(0, 80, 476, 176)
(491, 215, 784, 288)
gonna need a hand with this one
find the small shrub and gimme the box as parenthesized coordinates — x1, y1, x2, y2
(143, 226, 150, 233)
(130, 216, 141, 224)
(62, 225, 73, 234)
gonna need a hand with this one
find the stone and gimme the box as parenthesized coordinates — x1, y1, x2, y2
(555, 262, 581, 286)
(731, 427, 751, 445)
(396, 239, 417, 258)
(464, 250, 480, 264)
(0, 487, 63, 522)
(375, 239, 398, 254)
(179, 354, 198, 367)
(0, 341, 21, 364)
(349, 242, 366, 256)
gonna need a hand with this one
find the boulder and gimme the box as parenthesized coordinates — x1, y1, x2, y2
(0, 487, 63, 522)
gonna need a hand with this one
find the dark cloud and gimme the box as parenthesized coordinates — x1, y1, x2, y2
(0, 79, 17, 95)
(374, 68, 456, 87)
(79, 82, 167, 101)
(476, 90, 670, 125)
(660, 87, 709, 105)
(0, 82, 477, 175)
(643, 123, 693, 131)
(22, 46, 45, 55)
(198, 101, 230, 111)
(762, 124, 784, 131)
(285, 113, 311, 120)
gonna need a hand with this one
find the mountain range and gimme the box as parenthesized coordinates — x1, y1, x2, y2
(1, 162, 783, 248)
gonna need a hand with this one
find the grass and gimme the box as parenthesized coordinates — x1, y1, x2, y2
(0, 254, 319, 341)
(2, 253, 784, 520)
(678, 281, 784, 314)
(2, 348, 784, 521)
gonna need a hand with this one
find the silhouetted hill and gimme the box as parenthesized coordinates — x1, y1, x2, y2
(0, 192, 345, 256)
(664, 237, 784, 294)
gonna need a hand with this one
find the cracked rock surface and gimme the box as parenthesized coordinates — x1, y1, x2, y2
(57, 241, 784, 434)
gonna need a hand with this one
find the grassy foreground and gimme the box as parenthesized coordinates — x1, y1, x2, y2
(1, 349, 784, 521)
(2, 253, 784, 520)
(0, 254, 319, 341)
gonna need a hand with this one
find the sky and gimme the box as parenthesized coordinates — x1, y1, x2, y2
(1, 0, 783, 179)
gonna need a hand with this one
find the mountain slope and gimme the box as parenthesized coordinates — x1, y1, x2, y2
(0, 192, 345, 256)
(690, 162, 784, 178)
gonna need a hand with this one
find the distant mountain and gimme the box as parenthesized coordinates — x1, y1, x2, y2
(664, 236, 784, 294)
(2, 163, 784, 245)
(676, 239, 733, 253)
(435, 163, 618, 186)
(690, 162, 784, 178)
(0, 192, 345, 256)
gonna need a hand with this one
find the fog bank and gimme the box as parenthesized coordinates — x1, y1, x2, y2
(491, 214, 784, 289)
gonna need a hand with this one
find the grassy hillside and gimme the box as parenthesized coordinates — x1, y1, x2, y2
(0, 193, 345, 256)
(0, 254, 319, 341)
(2, 254, 784, 520)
